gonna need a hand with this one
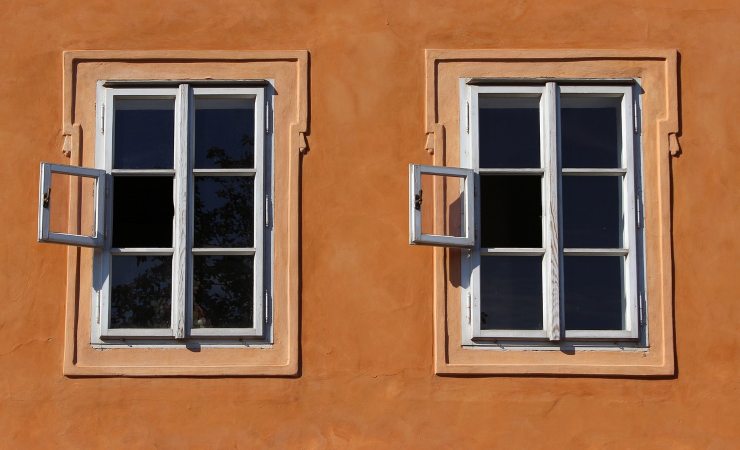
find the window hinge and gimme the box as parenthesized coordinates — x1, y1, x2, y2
(638, 291, 645, 326)
(265, 100, 271, 134)
(636, 190, 643, 229)
(265, 194, 271, 228)
(264, 289, 271, 325)
(467, 292, 472, 325)
(96, 291, 102, 324)
(466, 101, 470, 134)
(100, 104, 105, 135)
(633, 100, 639, 135)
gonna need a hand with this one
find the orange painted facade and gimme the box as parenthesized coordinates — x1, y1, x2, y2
(1, 0, 739, 447)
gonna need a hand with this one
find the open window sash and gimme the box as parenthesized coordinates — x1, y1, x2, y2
(409, 164, 475, 248)
(38, 162, 106, 248)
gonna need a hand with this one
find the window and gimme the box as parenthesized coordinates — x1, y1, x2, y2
(41, 83, 272, 344)
(420, 49, 678, 375)
(41, 50, 306, 375)
(460, 83, 643, 345)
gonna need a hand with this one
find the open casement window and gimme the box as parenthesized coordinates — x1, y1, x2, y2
(409, 164, 475, 247)
(464, 82, 641, 344)
(41, 81, 272, 343)
(412, 81, 644, 345)
(38, 163, 106, 247)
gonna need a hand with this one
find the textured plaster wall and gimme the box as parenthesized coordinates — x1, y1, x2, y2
(0, 0, 738, 448)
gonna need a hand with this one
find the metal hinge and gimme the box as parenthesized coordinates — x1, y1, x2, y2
(100, 104, 105, 134)
(264, 289, 271, 325)
(636, 190, 643, 228)
(465, 101, 470, 134)
(265, 100, 271, 134)
(633, 100, 639, 135)
(467, 292, 472, 325)
(638, 291, 645, 326)
(265, 194, 271, 228)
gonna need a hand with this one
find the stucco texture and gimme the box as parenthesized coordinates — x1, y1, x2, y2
(0, 0, 738, 448)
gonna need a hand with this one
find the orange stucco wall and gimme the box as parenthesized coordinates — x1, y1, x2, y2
(1, 0, 739, 447)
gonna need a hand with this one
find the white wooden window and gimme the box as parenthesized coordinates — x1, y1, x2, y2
(426, 81, 643, 345)
(409, 164, 475, 247)
(40, 82, 273, 344)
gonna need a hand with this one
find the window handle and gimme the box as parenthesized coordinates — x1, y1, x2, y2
(414, 190, 423, 211)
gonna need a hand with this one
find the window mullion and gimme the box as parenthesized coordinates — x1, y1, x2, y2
(171, 84, 190, 339)
(543, 82, 561, 341)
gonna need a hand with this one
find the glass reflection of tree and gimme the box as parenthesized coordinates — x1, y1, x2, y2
(110, 256, 171, 328)
(192, 143, 255, 328)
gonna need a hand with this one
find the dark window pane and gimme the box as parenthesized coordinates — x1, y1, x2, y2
(114, 98, 174, 169)
(194, 97, 255, 169)
(480, 256, 543, 330)
(480, 175, 542, 248)
(479, 96, 540, 168)
(561, 96, 621, 168)
(194, 176, 254, 248)
(193, 255, 254, 328)
(110, 255, 171, 328)
(562, 176, 622, 248)
(564, 256, 624, 330)
(112, 177, 173, 248)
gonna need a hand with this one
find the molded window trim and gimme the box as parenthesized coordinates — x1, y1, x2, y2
(423, 49, 679, 376)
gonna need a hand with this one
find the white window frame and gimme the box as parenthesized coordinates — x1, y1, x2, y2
(456, 81, 643, 345)
(38, 163, 106, 248)
(409, 164, 475, 247)
(90, 81, 272, 344)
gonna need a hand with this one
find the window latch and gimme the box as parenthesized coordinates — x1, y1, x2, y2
(42, 188, 50, 209)
(414, 190, 423, 211)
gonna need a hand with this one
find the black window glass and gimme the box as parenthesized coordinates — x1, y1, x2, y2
(194, 97, 255, 169)
(562, 176, 622, 248)
(564, 256, 624, 330)
(479, 96, 540, 169)
(480, 256, 543, 330)
(193, 255, 254, 328)
(112, 177, 173, 248)
(480, 175, 542, 248)
(561, 96, 621, 169)
(194, 176, 254, 248)
(114, 98, 175, 169)
(110, 255, 171, 328)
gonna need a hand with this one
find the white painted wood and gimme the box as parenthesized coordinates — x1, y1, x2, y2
(172, 84, 189, 339)
(480, 248, 545, 256)
(543, 82, 561, 341)
(479, 168, 545, 175)
(563, 248, 628, 256)
(188, 86, 266, 338)
(37, 163, 106, 248)
(561, 168, 626, 176)
(191, 247, 256, 255)
(409, 164, 475, 248)
(192, 168, 257, 176)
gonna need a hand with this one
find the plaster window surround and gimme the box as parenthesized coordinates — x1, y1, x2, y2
(419, 49, 679, 376)
(39, 50, 308, 376)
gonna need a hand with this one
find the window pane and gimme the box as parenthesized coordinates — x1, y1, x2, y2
(480, 175, 542, 248)
(114, 98, 174, 169)
(194, 176, 254, 248)
(479, 96, 540, 169)
(564, 256, 624, 330)
(112, 177, 173, 248)
(562, 176, 622, 248)
(194, 97, 255, 169)
(110, 255, 171, 328)
(193, 255, 254, 328)
(561, 96, 621, 168)
(480, 256, 543, 330)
